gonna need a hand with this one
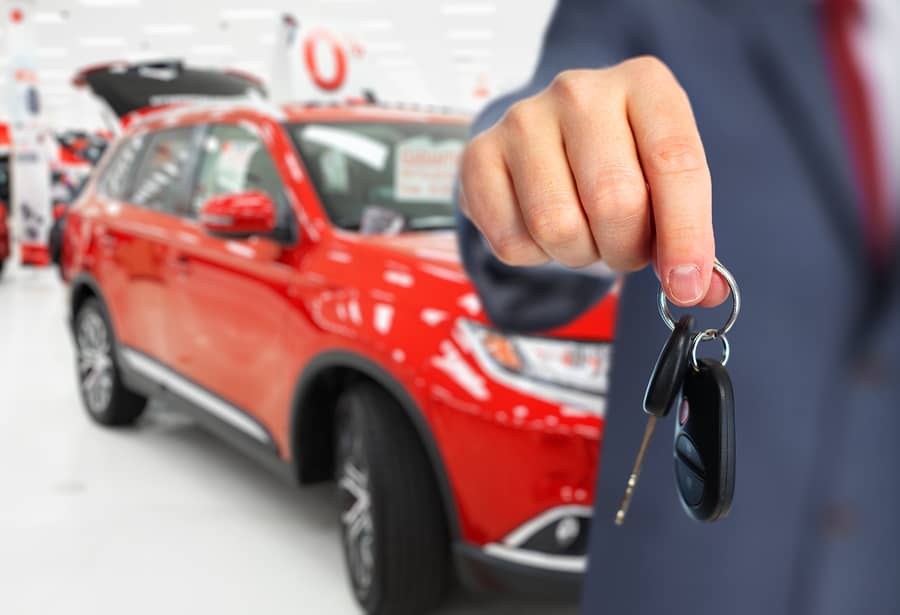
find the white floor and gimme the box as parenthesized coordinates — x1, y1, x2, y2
(0, 265, 577, 615)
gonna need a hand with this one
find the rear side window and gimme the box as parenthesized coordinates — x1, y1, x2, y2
(128, 126, 202, 217)
(97, 135, 145, 200)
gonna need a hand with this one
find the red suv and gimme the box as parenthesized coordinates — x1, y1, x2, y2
(62, 77, 618, 614)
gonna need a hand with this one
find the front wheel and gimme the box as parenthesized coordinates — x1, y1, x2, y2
(335, 382, 450, 615)
(74, 297, 147, 426)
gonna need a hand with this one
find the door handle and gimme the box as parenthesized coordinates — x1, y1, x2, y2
(171, 252, 191, 276)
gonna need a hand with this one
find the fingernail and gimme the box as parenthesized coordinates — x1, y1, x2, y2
(666, 265, 702, 304)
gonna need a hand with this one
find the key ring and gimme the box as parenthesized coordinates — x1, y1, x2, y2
(658, 259, 741, 338)
(690, 328, 730, 369)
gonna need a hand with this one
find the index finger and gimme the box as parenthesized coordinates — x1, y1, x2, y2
(624, 57, 719, 307)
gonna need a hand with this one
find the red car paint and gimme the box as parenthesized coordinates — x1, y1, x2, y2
(62, 101, 619, 587)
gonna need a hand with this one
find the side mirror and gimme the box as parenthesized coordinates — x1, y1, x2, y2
(199, 191, 276, 237)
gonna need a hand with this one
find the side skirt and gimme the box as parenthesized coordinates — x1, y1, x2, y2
(117, 345, 296, 484)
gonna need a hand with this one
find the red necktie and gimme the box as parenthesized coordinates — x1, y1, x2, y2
(821, 0, 892, 265)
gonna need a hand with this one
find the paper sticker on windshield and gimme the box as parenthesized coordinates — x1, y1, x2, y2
(394, 137, 464, 203)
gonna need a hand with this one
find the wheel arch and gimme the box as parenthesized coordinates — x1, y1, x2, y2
(69, 273, 106, 331)
(290, 350, 461, 540)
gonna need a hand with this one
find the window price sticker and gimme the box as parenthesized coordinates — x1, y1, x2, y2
(394, 137, 464, 203)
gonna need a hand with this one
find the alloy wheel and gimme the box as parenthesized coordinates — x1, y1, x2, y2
(338, 423, 376, 600)
(77, 310, 114, 416)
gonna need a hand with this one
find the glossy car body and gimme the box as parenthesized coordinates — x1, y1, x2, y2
(61, 100, 618, 598)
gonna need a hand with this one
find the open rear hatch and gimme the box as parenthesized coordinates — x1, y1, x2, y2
(73, 59, 267, 119)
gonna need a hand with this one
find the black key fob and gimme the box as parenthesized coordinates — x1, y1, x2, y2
(643, 315, 695, 417)
(673, 358, 735, 522)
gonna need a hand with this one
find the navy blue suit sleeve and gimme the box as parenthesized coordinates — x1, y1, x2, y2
(456, 0, 642, 333)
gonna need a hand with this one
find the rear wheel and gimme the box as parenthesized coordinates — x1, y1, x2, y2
(74, 298, 147, 426)
(335, 382, 450, 615)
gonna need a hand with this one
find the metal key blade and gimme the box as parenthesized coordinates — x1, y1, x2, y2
(615, 415, 657, 525)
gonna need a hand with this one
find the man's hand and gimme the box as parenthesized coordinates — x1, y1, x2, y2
(458, 56, 728, 307)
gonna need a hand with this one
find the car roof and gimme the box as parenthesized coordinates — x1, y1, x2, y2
(280, 102, 470, 126)
(124, 99, 470, 134)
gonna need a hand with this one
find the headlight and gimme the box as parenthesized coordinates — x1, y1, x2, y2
(459, 319, 611, 413)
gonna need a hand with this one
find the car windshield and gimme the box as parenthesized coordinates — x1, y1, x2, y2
(287, 121, 469, 232)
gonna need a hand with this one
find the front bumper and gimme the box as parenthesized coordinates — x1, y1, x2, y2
(454, 542, 583, 601)
(453, 504, 592, 601)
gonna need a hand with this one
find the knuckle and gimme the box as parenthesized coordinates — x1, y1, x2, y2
(460, 134, 494, 179)
(489, 231, 542, 265)
(624, 55, 674, 83)
(644, 136, 708, 178)
(557, 250, 598, 269)
(662, 222, 711, 248)
(603, 243, 651, 272)
(502, 100, 538, 136)
(550, 70, 593, 110)
(527, 206, 587, 248)
(587, 171, 648, 224)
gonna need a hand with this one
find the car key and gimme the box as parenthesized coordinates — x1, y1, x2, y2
(616, 259, 740, 525)
(644, 314, 695, 417)
(615, 314, 695, 525)
(674, 356, 735, 521)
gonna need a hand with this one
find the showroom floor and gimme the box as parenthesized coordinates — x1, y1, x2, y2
(0, 265, 576, 615)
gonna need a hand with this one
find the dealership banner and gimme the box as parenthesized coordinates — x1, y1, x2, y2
(270, 14, 371, 103)
(5, 0, 53, 265)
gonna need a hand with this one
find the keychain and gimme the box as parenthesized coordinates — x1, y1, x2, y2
(615, 260, 740, 524)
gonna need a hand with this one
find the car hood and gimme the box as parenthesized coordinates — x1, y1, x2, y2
(347, 230, 463, 269)
(328, 229, 619, 340)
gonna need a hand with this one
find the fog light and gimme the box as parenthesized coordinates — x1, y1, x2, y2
(555, 516, 580, 549)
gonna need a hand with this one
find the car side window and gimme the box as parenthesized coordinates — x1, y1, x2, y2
(128, 126, 202, 217)
(97, 134, 145, 200)
(192, 124, 287, 218)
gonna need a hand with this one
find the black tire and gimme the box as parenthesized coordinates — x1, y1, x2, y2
(74, 297, 147, 426)
(335, 382, 450, 615)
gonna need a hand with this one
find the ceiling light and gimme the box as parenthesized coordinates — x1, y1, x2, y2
(33, 11, 66, 24)
(221, 8, 277, 20)
(39, 69, 70, 80)
(447, 28, 494, 40)
(190, 44, 235, 56)
(37, 47, 68, 58)
(144, 23, 194, 35)
(40, 84, 74, 94)
(453, 62, 490, 73)
(375, 57, 417, 69)
(79, 37, 126, 47)
(358, 19, 393, 31)
(451, 48, 493, 58)
(365, 41, 406, 54)
(79, 0, 141, 6)
(441, 3, 496, 16)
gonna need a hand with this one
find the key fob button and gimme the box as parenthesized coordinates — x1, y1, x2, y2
(675, 461, 705, 507)
(675, 434, 705, 476)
